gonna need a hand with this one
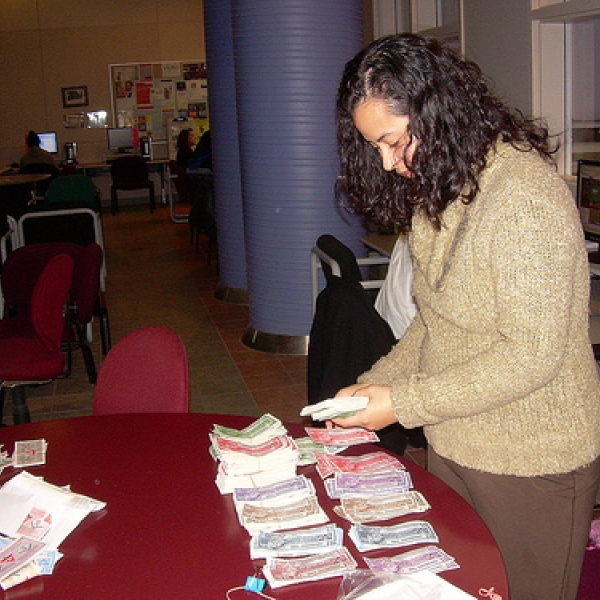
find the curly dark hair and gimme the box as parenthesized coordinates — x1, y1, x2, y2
(336, 34, 555, 232)
(176, 128, 193, 152)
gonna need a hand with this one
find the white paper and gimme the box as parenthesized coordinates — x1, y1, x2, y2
(0, 472, 105, 548)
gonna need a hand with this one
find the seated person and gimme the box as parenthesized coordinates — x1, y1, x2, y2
(20, 131, 57, 170)
(176, 129, 212, 171)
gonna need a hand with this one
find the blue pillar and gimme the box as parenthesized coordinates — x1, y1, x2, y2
(204, 0, 247, 302)
(232, 0, 365, 352)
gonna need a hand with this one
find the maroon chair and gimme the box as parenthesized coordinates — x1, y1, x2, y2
(110, 155, 155, 215)
(0, 252, 74, 424)
(0, 242, 109, 384)
(93, 326, 189, 415)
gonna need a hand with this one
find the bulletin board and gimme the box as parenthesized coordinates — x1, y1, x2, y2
(108, 60, 209, 143)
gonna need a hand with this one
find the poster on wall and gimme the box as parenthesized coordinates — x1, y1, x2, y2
(109, 60, 208, 147)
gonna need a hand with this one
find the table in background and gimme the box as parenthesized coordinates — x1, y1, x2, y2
(360, 233, 399, 257)
(76, 160, 169, 205)
(0, 414, 508, 599)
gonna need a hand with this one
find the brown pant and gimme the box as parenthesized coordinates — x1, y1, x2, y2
(428, 448, 600, 600)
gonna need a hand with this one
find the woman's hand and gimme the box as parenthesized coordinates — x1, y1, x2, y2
(328, 383, 397, 431)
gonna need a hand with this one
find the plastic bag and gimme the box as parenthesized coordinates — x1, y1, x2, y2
(337, 569, 477, 600)
(374, 236, 417, 340)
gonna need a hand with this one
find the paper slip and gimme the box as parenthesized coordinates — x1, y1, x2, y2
(300, 396, 369, 421)
(365, 545, 460, 575)
(212, 414, 287, 445)
(262, 547, 358, 589)
(240, 496, 329, 534)
(305, 427, 379, 447)
(12, 440, 47, 468)
(336, 491, 430, 523)
(250, 523, 344, 559)
(325, 470, 413, 499)
(349, 521, 438, 552)
(315, 450, 404, 479)
(0, 537, 47, 583)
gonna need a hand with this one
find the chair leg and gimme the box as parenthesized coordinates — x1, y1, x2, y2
(99, 308, 112, 356)
(11, 386, 31, 425)
(0, 388, 5, 426)
(111, 187, 118, 215)
(74, 321, 97, 384)
(149, 183, 156, 213)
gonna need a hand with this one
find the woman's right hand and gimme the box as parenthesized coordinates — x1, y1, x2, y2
(328, 383, 397, 431)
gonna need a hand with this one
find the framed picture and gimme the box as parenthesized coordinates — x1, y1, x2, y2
(62, 86, 89, 108)
(576, 159, 600, 239)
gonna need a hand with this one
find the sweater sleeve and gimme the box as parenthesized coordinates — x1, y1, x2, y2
(361, 163, 588, 430)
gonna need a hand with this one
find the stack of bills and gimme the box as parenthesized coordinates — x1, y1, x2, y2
(314, 450, 405, 479)
(210, 415, 299, 494)
(233, 475, 328, 534)
(300, 396, 369, 421)
(262, 547, 358, 589)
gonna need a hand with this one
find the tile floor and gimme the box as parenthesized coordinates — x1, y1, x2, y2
(0, 203, 428, 467)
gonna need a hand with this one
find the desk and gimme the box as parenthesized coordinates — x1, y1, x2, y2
(76, 160, 169, 206)
(0, 174, 51, 187)
(361, 233, 399, 257)
(0, 414, 508, 599)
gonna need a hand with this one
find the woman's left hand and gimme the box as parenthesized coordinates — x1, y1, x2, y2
(329, 383, 397, 431)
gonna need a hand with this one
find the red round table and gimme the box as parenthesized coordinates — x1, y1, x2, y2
(0, 414, 508, 598)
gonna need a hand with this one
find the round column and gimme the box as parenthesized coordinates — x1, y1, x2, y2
(232, 0, 364, 353)
(204, 0, 247, 303)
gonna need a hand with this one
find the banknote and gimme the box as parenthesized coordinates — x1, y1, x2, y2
(240, 496, 329, 533)
(262, 547, 357, 588)
(324, 470, 413, 499)
(349, 520, 438, 552)
(314, 450, 404, 479)
(364, 544, 459, 575)
(250, 523, 343, 559)
(305, 427, 379, 447)
(336, 491, 430, 523)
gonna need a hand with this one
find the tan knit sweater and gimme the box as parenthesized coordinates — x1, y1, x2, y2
(359, 143, 600, 476)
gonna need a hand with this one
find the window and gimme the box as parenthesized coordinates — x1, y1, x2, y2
(532, 0, 600, 174)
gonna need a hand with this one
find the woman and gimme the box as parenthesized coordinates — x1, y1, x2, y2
(175, 128, 211, 171)
(332, 34, 600, 599)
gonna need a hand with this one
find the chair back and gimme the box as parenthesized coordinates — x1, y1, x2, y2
(316, 234, 363, 284)
(110, 156, 150, 188)
(93, 326, 189, 415)
(31, 253, 74, 352)
(46, 175, 99, 210)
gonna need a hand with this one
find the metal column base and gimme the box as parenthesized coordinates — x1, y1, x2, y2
(214, 285, 248, 305)
(241, 326, 308, 355)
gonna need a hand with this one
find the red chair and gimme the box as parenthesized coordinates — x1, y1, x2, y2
(0, 242, 109, 384)
(0, 252, 74, 424)
(110, 156, 155, 215)
(92, 326, 189, 415)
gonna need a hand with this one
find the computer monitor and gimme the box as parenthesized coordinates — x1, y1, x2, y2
(107, 127, 134, 153)
(37, 131, 58, 154)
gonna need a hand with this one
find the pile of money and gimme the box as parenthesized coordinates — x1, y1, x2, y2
(233, 475, 328, 534)
(210, 415, 299, 494)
